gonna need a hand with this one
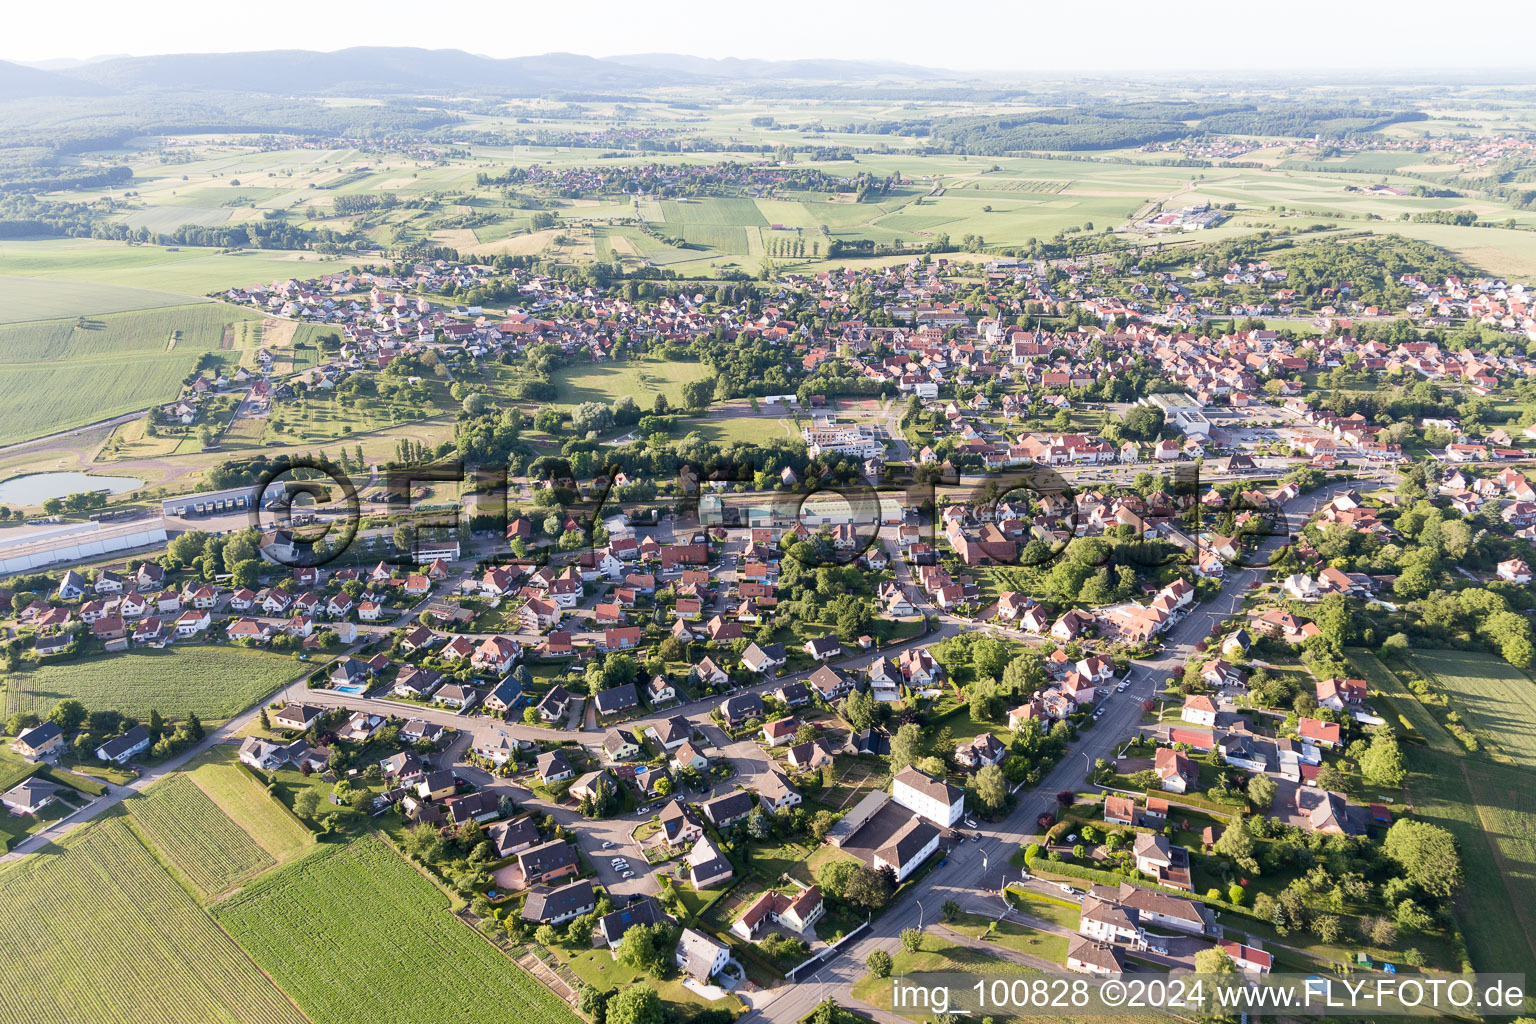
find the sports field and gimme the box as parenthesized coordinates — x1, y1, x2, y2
(126, 773, 276, 900)
(0, 303, 263, 444)
(550, 356, 713, 408)
(214, 836, 581, 1024)
(185, 748, 314, 864)
(1412, 649, 1536, 767)
(0, 817, 306, 1024)
(0, 646, 303, 723)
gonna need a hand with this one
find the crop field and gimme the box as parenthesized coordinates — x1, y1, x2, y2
(0, 277, 205, 324)
(1, 646, 302, 723)
(0, 303, 263, 444)
(1409, 749, 1536, 978)
(1412, 649, 1536, 766)
(549, 356, 713, 408)
(0, 239, 347, 298)
(214, 836, 581, 1024)
(186, 749, 314, 864)
(0, 817, 306, 1024)
(126, 773, 276, 899)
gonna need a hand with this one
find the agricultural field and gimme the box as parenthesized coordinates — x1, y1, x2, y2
(185, 748, 315, 864)
(0, 303, 264, 444)
(125, 773, 276, 900)
(1412, 649, 1536, 767)
(0, 277, 205, 324)
(0, 817, 306, 1024)
(549, 356, 713, 409)
(0, 239, 347, 298)
(214, 835, 580, 1024)
(0, 646, 304, 723)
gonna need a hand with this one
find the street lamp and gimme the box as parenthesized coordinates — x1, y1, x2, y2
(916, 900, 924, 930)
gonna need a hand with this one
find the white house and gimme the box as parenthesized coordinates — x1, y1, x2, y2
(891, 766, 964, 827)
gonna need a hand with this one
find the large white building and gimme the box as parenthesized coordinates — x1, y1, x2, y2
(0, 519, 169, 575)
(891, 766, 964, 827)
(802, 422, 883, 460)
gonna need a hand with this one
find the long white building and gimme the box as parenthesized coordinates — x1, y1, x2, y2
(0, 519, 168, 574)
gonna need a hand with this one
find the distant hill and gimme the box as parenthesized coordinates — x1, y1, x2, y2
(607, 53, 953, 82)
(53, 47, 690, 95)
(2, 47, 961, 98)
(0, 59, 110, 100)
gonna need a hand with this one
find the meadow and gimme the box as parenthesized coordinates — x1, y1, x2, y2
(125, 773, 276, 900)
(1344, 648, 1455, 753)
(0, 303, 263, 444)
(0, 646, 304, 723)
(0, 817, 307, 1024)
(214, 835, 581, 1024)
(185, 747, 315, 864)
(1412, 649, 1536, 767)
(1408, 748, 1536, 979)
(549, 356, 713, 409)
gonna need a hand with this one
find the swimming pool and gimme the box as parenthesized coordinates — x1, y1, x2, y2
(333, 684, 367, 695)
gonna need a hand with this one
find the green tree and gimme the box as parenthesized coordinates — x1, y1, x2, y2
(615, 921, 672, 978)
(48, 699, 87, 734)
(1246, 773, 1277, 810)
(889, 722, 923, 773)
(866, 949, 893, 978)
(1360, 732, 1407, 787)
(1214, 815, 1259, 875)
(1383, 819, 1462, 901)
(971, 764, 1008, 814)
(607, 986, 665, 1024)
(231, 559, 262, 590)
(900, 927, 922, 953)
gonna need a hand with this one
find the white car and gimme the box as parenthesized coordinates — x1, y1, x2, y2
(621, 870, 635, 879)
(964, 817, 979, 828)
(601, 840, 615, 849)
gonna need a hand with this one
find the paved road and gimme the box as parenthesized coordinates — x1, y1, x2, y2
(3, 474, 1355, 1019)
(738, 478, 1355, 1024)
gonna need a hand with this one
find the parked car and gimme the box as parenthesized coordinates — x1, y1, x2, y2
(601, 840, 614, 849)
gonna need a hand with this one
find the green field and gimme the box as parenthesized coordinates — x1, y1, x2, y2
(1, 646, 304, 723)
(0, 239, 347, 298)
(186, 748, 315, 864)
(0, 817, 306, 1024)
(550, 356, 713, 409)
(1412, 649, 1536, 766)
(214, 835, 580, 1024)
(1344, 648, 1455, 752)
(0, 303, 263, 444)
(126, 773, 276, 899)
(0, 277, 205, 324)
(1409, 749, 1536, 978)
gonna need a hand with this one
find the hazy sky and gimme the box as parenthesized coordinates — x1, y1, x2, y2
(2, 0, 1528, 72)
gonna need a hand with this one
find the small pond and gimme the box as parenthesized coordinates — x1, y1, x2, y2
(0, 472, 143, 506)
